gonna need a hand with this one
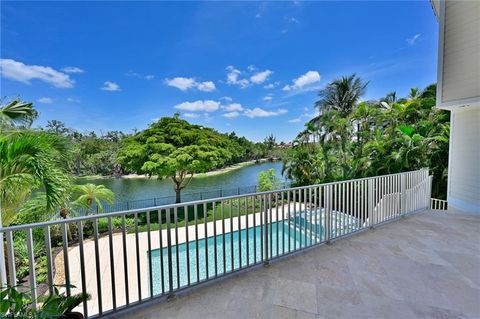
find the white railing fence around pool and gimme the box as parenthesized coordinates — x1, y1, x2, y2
(0, 169, 431, 318)
(430, 198, 448, 210)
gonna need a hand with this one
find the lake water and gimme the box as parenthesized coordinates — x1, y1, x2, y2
(76, 161, 287, 204)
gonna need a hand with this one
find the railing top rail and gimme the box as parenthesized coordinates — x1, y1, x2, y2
(0, 168, 429, 232)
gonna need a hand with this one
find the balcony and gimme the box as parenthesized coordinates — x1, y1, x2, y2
(113, 208, 480, 319)
(2, 169, 479, 318)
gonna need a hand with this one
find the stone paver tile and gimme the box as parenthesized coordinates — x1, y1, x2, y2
(264, 277, 318, 314)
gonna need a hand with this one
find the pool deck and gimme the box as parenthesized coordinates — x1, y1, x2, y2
(106, 209, 480, 319)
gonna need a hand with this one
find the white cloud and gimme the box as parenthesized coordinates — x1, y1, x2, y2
(289, 17, 300, 24)
(174, 100, 220, 112)
(250, 70, 272, 84)
(263, 95, 273, 102)
(244, 107, 287, 118)
(37, 97, 53, 104)
(196, 81, 216, 92)
(183, 113, 200, 118)
(220, 96, 233, 102)
(223, 103, 244, 112)
(67, 97, 80, 103)
(223, 111, 240, 119)
(126, 70, 155, 80)
(264, 83, 275, 89)
(283, 71, 320, 91)
(288, 118, 302, 123)
(165, 77, 215, 91)
(227, 66, 274, 88)
(226, 66, 250, 88)
(406, 33, 421, 45)
(288, 108, 319, 123)
(0, 58, 75, 88)
(101, 81, 121, 91)
(62, 66, 84, 74)
(165, 77, 196, 91)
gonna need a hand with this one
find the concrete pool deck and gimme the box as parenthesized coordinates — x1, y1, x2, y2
(105, 209, 480, 319)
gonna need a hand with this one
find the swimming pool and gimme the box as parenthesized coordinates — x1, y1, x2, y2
(148, 210, 358, 294)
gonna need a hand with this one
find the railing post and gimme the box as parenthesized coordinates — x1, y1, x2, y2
(263, 194, 269, 266)
(428, 175, 433, 210)
(401, 173, 406, 215)
(0, 209, 6, 287)
(166, 209, 175, 301)
(368, 179, 375, 228)
(325, 185, 332, 244)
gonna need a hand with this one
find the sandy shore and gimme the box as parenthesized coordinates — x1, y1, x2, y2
(80, 159, 273, 180)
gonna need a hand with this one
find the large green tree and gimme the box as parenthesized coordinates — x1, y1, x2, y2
(118, 115, 239, 203)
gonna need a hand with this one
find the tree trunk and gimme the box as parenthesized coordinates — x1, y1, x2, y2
(76, 155, 81, 176)
(175, 189, 181, 204)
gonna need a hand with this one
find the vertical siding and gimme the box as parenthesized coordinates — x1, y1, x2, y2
(448, 108, 480, 211)
(442, 1, 480, 103)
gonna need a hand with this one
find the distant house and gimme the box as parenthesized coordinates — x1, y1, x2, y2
(431, 0, 480, 213)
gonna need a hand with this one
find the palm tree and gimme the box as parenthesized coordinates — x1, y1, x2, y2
(408, 87, 420, 100)
(0, 98, 38, 129)
(314, 74, 368, 117)
(305, 121, 317, 145)
(0, 131, 70, 225)
(350, 102, 378, 157)
(383, 91, 397, 104)
(72, 183, 114, 214)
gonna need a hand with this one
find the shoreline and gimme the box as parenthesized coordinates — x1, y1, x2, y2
(75, 158, 277, 180)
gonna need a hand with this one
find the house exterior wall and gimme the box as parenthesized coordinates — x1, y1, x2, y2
(435, 0, 480, 110)
(441, 1, 480, 104)
(433, 0, 480, 213)
(447, 108, 480, 213)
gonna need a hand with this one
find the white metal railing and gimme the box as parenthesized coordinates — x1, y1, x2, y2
(0, 169, 431, 318)
(431, 198, 448, 210)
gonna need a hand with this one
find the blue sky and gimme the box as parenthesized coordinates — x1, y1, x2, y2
(1, 1, 438, 142)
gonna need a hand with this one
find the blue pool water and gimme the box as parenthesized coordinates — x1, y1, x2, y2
(149, 210, 358, 294)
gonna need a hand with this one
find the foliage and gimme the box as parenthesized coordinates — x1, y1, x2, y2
(314, 74, 368, 117)
(284, 77, 449, 199)
(42, 119, 282, 178)
(257, 169, 281, 192)
(0, 286, 31, 318)
(0, 285, 89, 318)
(0, 97, 38, 129)
(44, 121, 125, 177)
(118, 115, 262, 202)
(72, 183, 114, 213)
(0, 131, 71, 225)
